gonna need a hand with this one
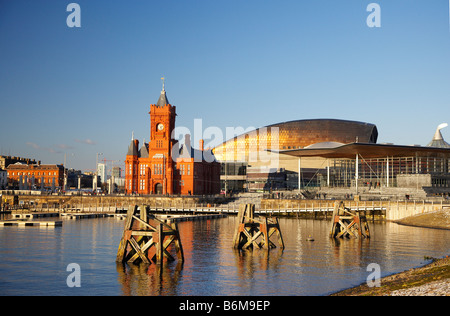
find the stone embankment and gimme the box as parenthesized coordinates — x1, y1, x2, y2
(394, 208, 450, 230)
(331, 256, 450, 296)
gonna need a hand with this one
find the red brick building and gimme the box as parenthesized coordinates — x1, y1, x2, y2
(125, 85, 220, 195)
(7, 163, 64, 190)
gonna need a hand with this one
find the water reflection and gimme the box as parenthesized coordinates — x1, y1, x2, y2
(233, 248, 284, 277)
(116, 262, 184, 296)
(100, 217, 450, 295)
(330, 238, 372, 267)
(0, 216, 448, 296)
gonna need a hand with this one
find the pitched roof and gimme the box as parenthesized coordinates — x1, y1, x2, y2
(156, 89, 169, 107)
(177, 143, 216, 162)
(140, 143, 149, 158)
(127, 140, 139, 156)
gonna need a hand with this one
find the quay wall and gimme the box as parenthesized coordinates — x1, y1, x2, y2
(2, 194, 231, 209)
(261, 199, 450, 221)
(3, 193, 449, 221)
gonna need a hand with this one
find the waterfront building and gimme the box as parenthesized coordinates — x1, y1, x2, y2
(213, 119, 378, 163)
(276, 123, 450, 195)
(125, 84, 220, 195)
(214, 120, 450, 195)
(214, 119, 378, 192)
(0, 155, 37, 170)
(6, 163, 64, 190)
(220, 161, 247, 192)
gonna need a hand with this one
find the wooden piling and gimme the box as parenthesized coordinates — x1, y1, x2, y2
(232, 204, 284, 250)
(329, 201, 370, 239)
(116, 205, 184, 265)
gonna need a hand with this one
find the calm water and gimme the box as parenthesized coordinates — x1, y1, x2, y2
(0, 215, 449, 296)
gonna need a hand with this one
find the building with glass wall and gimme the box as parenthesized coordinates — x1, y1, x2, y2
(280, 129, 450, 195)
(214, 119, 378, 192)
(214, 120, 450, 195)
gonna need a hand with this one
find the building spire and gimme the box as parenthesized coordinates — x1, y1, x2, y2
(156, 77, 170, 107)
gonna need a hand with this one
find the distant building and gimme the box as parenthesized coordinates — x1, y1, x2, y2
(214, 118, 450, 195)
(0, 169, 7, 189)
(7, 163, 64, 190)
(97, 163, 107, 183)
(125, 84, 220, 195)
(246, 167, 287, 192)
(0, 156, 37, 170)
(114, 177, 125, 188)
(111, 166, 124, 189)
(67, 169, 94, 189)
(220, 162, 247, 192)
(276, 123, 450, 193)
(213, 119, 379, 191)
(213, 119, 378, 163)
(112, 166, 122, 178)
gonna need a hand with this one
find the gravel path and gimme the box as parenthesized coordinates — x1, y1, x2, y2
(389, 279, 450, 296)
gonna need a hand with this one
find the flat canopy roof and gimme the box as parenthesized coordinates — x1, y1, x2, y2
(274, 143, 450, 159)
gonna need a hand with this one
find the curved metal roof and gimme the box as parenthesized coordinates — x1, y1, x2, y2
(213, 119, 378, 160)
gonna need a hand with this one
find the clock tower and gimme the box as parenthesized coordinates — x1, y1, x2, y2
(149, 84, 176, 155)
(125, 79, 220, 196)
(146, 80, 177, 194)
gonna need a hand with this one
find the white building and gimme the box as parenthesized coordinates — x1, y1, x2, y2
(97, 163, 107, 184)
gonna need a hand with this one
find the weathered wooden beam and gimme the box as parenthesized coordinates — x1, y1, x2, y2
(275, 217, 285, 249)
(232, 203, 284, 251)
(128, 237, 150, 264)
(156, 223, 164, 264)
(330, 201, 370, 239)
(171, 222, 184, 262)
(116, 204, 184, 265)
(132, 215, 157, 232)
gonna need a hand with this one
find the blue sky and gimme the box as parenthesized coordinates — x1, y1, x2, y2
(1, 0, 450, 172)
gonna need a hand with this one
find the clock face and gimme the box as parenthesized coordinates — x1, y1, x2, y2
(157, 123, 164, 131)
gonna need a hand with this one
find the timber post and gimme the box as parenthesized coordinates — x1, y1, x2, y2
(232, 204, 285, 250)
(116, 205, 184, 265)
(329, 201, 370, 239)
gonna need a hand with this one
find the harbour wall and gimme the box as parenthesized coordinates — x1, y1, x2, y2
(260, 199, 450, 221)
(1, 194, 231, 210)
(2, 193, 449, 221)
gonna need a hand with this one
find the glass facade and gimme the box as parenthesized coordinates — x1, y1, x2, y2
(322, 155, 450, 189)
